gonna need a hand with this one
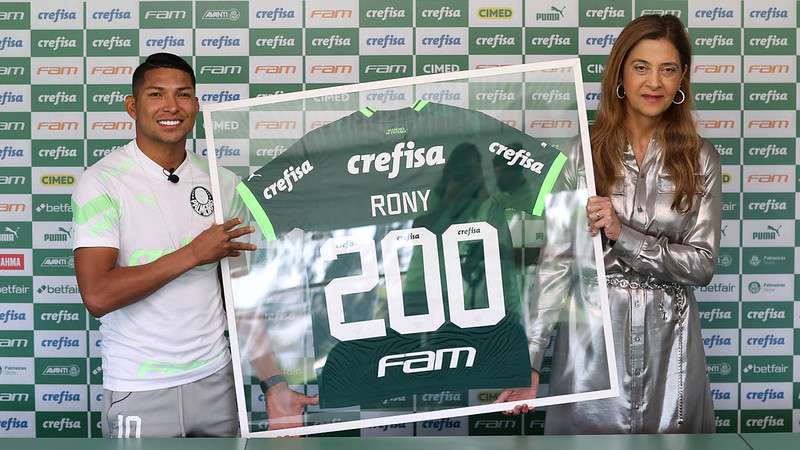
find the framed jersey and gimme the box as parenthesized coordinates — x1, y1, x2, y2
(203, 58, 618, 437)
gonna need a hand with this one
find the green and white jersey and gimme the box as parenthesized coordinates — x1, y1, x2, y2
(71, 141, 242, 391)
(238, 101, 567, 408)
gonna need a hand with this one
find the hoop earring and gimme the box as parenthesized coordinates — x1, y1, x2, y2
(615, 83, 625, 99)
(672, 89, 685, 105)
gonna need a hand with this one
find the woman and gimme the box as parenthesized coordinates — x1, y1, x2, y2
(499, 14, 721, 434)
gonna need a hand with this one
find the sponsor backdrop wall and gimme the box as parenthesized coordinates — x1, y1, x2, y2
(0, 0, 799, 438)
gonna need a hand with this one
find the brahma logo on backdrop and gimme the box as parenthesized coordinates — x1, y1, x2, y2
(2, 0, 799, 437)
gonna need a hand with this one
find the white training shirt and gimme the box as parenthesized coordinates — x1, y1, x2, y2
(72, 140, 242, 391)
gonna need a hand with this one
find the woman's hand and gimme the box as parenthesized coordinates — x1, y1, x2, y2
(586, 196, 622, 241)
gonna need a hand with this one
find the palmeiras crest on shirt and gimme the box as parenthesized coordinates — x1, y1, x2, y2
(190, 186, 214, 216)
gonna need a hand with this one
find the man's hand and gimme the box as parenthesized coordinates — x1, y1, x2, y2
(494, 371, 540, 415)
(586, 196, 622, 240)
(266, 383, 319, 431)
(186, 218, 256, 266)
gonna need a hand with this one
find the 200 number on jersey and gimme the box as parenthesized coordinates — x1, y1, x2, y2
(320, 221, 505, 341)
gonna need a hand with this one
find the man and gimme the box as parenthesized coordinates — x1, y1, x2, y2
(72, 53, 315, 437)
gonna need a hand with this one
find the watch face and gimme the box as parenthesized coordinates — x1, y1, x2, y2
(190, 186, 214, 217)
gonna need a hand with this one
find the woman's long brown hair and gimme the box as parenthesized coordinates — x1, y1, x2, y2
(591, 14, 700, 213)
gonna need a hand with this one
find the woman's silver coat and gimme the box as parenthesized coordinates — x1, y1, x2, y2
(528, 138, 721, 434)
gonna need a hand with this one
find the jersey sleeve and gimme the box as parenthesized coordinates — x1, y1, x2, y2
(235, 138, 318, 241)
(488, 124, 568, 216)
(71, 169, 121, 250)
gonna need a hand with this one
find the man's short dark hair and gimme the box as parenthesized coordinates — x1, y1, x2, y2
(131, 53, 196, 96)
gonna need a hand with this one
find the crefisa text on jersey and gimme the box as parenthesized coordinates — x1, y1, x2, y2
(258, 160, 314, 200)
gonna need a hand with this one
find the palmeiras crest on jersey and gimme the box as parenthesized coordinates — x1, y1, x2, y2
(190, 186, 214, 217)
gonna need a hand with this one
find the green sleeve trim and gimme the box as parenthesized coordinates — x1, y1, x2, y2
(413, 99, 429, 111)
(359, 106, 375, 117)
(235, 182, 277, 242)
(531, 152, 568, 216)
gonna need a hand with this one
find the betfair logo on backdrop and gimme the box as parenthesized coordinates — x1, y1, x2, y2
(741, 357, 792, 382)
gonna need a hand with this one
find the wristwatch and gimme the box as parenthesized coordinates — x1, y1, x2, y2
(259, 374, 287, 393)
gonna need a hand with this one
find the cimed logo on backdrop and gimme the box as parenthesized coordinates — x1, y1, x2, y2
(190, 187, 213, 217)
